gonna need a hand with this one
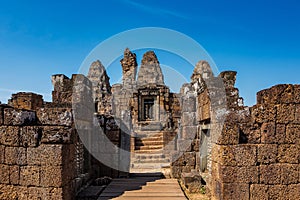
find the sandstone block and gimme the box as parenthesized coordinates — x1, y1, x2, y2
(250, 184, 268, 200)
(170, 166, 181, 178)
(276, 104, 295, 123)
(9, 165, 19, 185)
(295, 104, 300, 123)
(181, 95, 196, 112)
(286, 124, 300, 144)
(0, 164, 9, 184)
(278, 144, 299, 164)
(218, 165, 237, 183)
(41, 126, 73, 144)
(181, 112, 196, 126)
(27, 144, 64, 166)
(177, 139, 192, 152)
(287, 184, 300, 200)
(192, 139, 200, 152)
(234, 145, 257, 166)
(20, 166, 40, 186)
(237, 166, 259, 184)
(181, 126, 197, 140)
(5, 147, 27, 165)
(260, 164, 281, 184)
(281, 164, 299, 184)
(221, 183, 249, 200)
(268, 185, 287, 200)
(0, 126, 20, 146)
(0, 145, 4, 164)
(295, 85, 300, 103)
(217, 123, 239, 145)
(251, 104, 277, 123)
(4, 108, 36, 125)
(40, 166, 63, 187)
(275, 123, 286, 144)
(0, 107, 3, 125)
(36, 107, 73, 126)
(257, 84, 293, 104)
(215, 145, 236, 166)
(261, 122, 276, 144)
(20, 126, 43, 147)
(257, 144, 278, 164)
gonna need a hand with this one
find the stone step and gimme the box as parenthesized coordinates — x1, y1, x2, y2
(135, 145, 163, 151)
(131, 158, 170, 164)
(123, 192, 185, 197)
(132, 153, 168, 160)
(134, 149, 164, 154)
(135, 140, 164, 146)
(131, 163, 170, 169)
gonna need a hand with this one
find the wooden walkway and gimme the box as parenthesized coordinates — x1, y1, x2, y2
(97, 176, 187, 200)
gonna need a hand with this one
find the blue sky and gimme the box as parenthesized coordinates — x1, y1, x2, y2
(0, 0, 299, 105)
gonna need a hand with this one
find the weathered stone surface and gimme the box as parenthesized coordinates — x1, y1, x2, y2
(177, 139, 192, 152)
(20, 166, 40, 186)
(268, 185, 288, 200)
(9, 165, 20, 185)
(257, 144, 278, 164)
(295, 104, 300, 123)
(286, 124, 300, 144)
(0, 145, 4, 164)
(8, 92, 43, 111)
(221, 183, 249, 200)
(137, 51, 164, 86)
(0, 164, 9, 184)
(40, 166, 63, 187)
(5, 147, 27, 165)
(219, 71, 237, 89)
(260, 164, 281, 184)
(181, 126, 197, 140)
(287, 184, 300, 200)
(0, 106, 3, 125)
(27, 144, 64, 166)
(217, 123, 239, 145)
(236, 166, 259, 184)
(87, 60, 112, 114)
(181, 112, 196, 126)
(281, 164, 299, 184)
(251, 104, 277, 123)
(120, 48, 137, 87)
(192, 60, 214, 81)
(36, 108, 73, 126)
(41, 126, 73, 144)
(192, 139, 200, 152)
(261, 122, 276, 144)
(257, 84, 294, 105)
(181, 95, 196, 112)
(250, 184, 268, 200)
(20, 126, 42, 147)
(172, 152, 196, 166)
(4, 108, 36, 125)
(276, 104, 295, 123)
(278, 144, 299, 164)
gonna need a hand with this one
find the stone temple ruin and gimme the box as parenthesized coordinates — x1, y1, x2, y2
(0, 48, 299, 199)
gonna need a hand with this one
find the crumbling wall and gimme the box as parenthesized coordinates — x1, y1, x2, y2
(0, 73, 128, 200)
(0, 104, 78, 200)
(210, 84, 300, 200)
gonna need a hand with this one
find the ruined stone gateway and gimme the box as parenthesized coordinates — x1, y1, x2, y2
(0, 48, 299, 200)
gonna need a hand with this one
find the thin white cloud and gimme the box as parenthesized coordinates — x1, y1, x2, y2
(121, 0, 189, 20)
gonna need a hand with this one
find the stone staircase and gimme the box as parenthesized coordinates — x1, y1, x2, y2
(130, 132, 171, 174)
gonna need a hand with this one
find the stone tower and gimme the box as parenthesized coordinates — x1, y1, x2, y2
(120, 48, 137, 87)
(87, 60, 111, 114)
(137, 51, 164, 86)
